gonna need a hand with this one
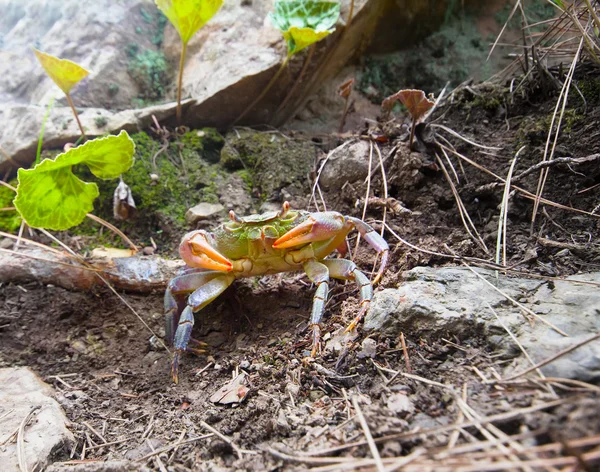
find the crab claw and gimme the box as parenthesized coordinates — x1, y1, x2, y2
(179, 231, 233, 272)
(273, 213, 345, 249)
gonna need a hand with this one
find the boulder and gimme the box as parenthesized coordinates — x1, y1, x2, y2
(319, 140, 371, 189)
(185, 202, 225, 225)
(365, 266, 600, 381)
(0, 367, 74, 472)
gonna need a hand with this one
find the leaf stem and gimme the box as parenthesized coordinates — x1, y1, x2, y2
(272, 45, 315, 121)
(66, 93, 86, 139)
(176, 41, 188, 125)
(36, 97, 55, 165)
(86, 213, 138, 252)
(231, 55, 290, 126)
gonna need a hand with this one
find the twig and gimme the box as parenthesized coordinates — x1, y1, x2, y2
(486, 303, 557, 398)
(83, 421, 107, 444)
(199, 420, 256, 459)
(501, 331, 600, 382)
(17, 406, 40, 472)
(136, 434, 214, 462)
(146, 438, 168, 472)
(399, 332, 411, 373)
(513, 153, 600, 181)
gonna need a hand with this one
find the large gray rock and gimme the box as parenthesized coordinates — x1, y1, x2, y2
(0, 0, 382, 175)
(319, 140, 371, 189)
(365, 267, 600, 381)
(0, 367, 74, 472)
(185, 202, 225, 224)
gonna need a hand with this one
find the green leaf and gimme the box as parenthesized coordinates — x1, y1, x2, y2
(155, 0, 224, 44)
(33, 49, 90, 95)
(14, 131, 135, 231)
(269, 0, 340, 55)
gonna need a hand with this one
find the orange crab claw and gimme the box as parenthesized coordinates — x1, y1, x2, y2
(273, 214, 344, 249)
(180, 231, 233, 272)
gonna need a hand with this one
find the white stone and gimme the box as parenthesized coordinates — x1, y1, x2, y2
(0, 367, 74, 472)
(185, 202, 225, 224)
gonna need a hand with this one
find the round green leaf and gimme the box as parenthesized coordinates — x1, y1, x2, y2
(15, 168, 99, 231)
(269, 1, 340, 55)
(14, 131, 135, 231)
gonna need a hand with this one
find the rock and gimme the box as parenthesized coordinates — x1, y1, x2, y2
(0, 367, 74, 472)
(219, 129, 315, 201)
(124, 438, 164, 461)
(364, 267, 600, 381)
(386, 393, 415, 416)
(357, 337, 377, 358)
(46, 461, 152, 472)
(0, 0, 384, 175)
(185, 202, 225, 224)
(319, 140, 371, 189)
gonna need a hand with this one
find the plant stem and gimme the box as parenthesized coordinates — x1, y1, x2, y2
(272, 45, 315, 121)
(86, 213, 138, 252)
(231, 55, 290, 127)
(36, 97, 55, 165)
(66, 93, 85, 138)
(338, 95, 350, 133)
(176, 41, 188, 125)
(408, 117, 416, 150)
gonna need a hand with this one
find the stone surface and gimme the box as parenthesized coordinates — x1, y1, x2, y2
(0, 0, 382, 175)
(0, 367, 74, 472)
(185, 202, 225, 225)
(319, 140, 371, 189)
(365, 267, 600, 381)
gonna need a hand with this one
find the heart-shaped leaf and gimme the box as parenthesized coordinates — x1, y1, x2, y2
(33, 49, 90, 95)
(156, 0, 224, 44)
(269, 0, 340, 55)
(391, 89, 435, 122)
(14, 131, 135, 231)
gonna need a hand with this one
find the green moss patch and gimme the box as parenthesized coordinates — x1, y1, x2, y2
(0, 182, 21, 232)
(220, 130, 315, 202)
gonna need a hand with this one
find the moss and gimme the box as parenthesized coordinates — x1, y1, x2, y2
(108, 83, 119, 96)
(495, 0, 556, 34)
(128, 48, 171, 100)
(220, 130, 315, 202)
(358, 13, 494, 100)
(236, 169, 253, 190)
(94, 116, 108, 128)
(178, 128, 225, 163)
(72, 130, 231, 247)
(575, 77, 600, 106)
(0, 182, 21, 232)
(515, 108, 584, 148)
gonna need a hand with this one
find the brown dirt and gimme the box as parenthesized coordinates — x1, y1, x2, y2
(1, 62, 600, 470)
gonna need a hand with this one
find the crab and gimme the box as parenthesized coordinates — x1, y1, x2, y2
(165, 202, 389, 383)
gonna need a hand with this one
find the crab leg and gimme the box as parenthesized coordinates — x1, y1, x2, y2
(322, 259, 374, 333)
(303, 260, 330, 357)
(169, 273, 235, 383)
(346, 216, 389, 285)
(165, 270, 223, 345)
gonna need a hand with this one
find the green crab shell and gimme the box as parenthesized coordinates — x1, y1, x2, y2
(211, 209, 310, 260)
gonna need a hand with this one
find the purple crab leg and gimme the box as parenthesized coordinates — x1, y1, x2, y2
(322, 259, 374, 333)
(346, 216, 389, 285)
(165, 270, 223, 345)
(303, 260, 330, 357)
(170, 273, 235, 383)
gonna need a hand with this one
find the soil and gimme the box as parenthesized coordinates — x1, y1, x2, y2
(1, 61, 600, 470)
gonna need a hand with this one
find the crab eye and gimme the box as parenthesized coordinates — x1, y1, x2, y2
(263, 226, 278, 239)
(248, 227, 262, 240)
